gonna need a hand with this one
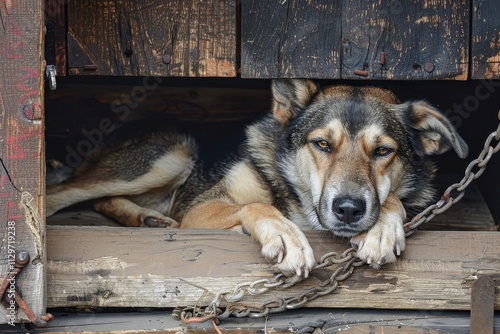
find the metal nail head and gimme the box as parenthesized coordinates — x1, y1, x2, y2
(162, 54, 171, 64)
(424, 63, 434, 73)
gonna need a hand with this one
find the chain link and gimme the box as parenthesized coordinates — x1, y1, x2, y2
(174, 110, 500, 324)
(173, 249, 363, 321)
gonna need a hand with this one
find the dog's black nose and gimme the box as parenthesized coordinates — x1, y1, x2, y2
(332, 197, 366, 224)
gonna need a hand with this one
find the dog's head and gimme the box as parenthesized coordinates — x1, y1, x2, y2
(273, 79, 468, 237)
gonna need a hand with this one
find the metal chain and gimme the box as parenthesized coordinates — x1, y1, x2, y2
(174, 110, 500, 324)
(174, 248, 364, 322)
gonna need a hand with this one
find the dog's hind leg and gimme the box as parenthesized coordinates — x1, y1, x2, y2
(46, 140, 197, 216)
(93, 196, 179, 228)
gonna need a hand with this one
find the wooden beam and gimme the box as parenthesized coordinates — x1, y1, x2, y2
(12, 309, 500, 333)
(46, 227, 500, 310)
(0, 0, 46, 325)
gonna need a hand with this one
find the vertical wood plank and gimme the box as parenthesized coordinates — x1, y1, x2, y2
(0, 0, 46, 325)
(67, 0, 236, 77)
(471, 0, 500, 79)
(470, 276, 495, 334)
(241, 0, 342, 78)
(342, 0, 469, 80)
(45, 0, 67, 76)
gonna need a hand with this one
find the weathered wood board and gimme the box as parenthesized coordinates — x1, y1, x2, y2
(342, 0, 469, 80)
(44, 0, 67, 76)
(241, 0, 343, 78)
(472, 0, 500, 79)
(7, 309, 499, 333)
(0, 0, 46, 325)
(46, 227, 500, 311)
(67, 0, 236, 77)
(242, 0, 469, 79)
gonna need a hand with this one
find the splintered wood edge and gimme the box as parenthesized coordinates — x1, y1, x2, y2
(46, 226, 500, 310)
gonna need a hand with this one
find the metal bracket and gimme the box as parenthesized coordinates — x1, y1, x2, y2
(0, 251, 53, 327)
(45, 65, 57, 91)
(471, 274, 499, 334)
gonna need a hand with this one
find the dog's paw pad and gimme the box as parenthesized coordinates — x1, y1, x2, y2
(143, 216, 179, 228)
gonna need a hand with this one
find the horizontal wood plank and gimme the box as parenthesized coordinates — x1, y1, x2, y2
(10, 309, 499, 333)
(46, 227, 500, 311)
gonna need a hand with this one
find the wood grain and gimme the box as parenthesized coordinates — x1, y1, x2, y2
(242, 0, 469, 79)
(0, 0, 46, 324)
(472, 0, 500, 79)
(45, 0, 67, 76)
(241, 0, 342, 78)
(67, 0, 236, 77)
(341, 0, 469, 80)
(46, 227, 500, 311)
(19, 309, 500, 333)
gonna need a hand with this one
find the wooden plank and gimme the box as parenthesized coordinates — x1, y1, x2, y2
(471, 0, 500, 79)
(46, 227, 500, 311)
(241, 0, 342, 78)
(45, 0, 67, 76)
(0, 0, 46, 325)
(67, 0, 236, 77)
(6, 308, 498, 333)
(470, 275, 495, 334)
(342, 0, 469, 80)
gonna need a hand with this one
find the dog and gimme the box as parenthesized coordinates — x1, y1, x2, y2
(46, 79, 468, 276)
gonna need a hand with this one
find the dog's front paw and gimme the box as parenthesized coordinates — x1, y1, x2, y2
(141, 213, 179, 228)
(350, 212, 405, 269)
(255, 218, 316, 277)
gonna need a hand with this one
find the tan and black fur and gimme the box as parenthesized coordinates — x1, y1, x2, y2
(46, 79, 468, 275)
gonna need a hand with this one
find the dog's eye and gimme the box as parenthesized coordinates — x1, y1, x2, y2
(313, 140, 332, 152)
(374, 146, 393, 157)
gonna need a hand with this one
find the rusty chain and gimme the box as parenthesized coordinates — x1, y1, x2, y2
(174, 110, 500, 325)
(174, 248, 363, 323)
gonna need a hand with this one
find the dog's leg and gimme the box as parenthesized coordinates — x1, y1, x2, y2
(46, 147, 195, 216)
(350, 193, 406, 268)
(181, 201, 316, 277)
(93, 196, 179, 227)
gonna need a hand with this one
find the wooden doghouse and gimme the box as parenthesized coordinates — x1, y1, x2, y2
(1, 0, 499, 332)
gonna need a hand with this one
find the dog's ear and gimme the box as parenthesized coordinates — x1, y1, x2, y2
(271, 79, 320, 125)
(399, 100, 469, 158)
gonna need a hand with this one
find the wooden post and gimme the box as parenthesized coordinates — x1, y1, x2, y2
(0, 0, 46, 325)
